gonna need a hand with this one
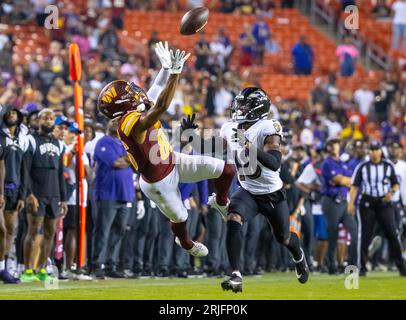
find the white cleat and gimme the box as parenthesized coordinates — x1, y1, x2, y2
(208, 193, 229, 221)
(76, 274, 94, 281)
(175, 237, 208, 257)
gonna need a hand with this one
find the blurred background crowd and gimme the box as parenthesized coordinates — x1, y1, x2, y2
(0, 0, 405, 282)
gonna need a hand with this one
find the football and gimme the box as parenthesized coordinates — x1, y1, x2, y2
(179, 7, 209, 36)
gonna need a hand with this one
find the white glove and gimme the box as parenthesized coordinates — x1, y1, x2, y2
(154, 41, 172, 70)
(150, 200, 157, 208)
(169, 49, 191, 74)
(136, 200, 145, 220)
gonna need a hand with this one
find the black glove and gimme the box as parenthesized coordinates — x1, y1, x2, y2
(181, 113, 198, 132)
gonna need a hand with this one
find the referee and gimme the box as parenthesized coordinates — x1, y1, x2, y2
(348, 141, 406, 276)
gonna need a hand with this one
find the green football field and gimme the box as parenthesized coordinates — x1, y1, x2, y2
(0, 272, 405, 300)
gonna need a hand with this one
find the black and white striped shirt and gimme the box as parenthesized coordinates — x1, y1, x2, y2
(352, 160, 399, 197)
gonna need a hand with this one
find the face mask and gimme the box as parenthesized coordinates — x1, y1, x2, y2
(41, 125, 54, 134)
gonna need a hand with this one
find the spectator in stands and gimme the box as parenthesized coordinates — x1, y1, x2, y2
(281, 0, 295, 8)
(339, 114, 363, 142)
(210, 34, 233, 72)
(0, 29, 10, 51)
(148, 31, 161, 69)
(111, 0, 125, 29)
(236, 0, 256, 15)
(372, 0, 391, 19)
(256, 0, 276, 17)
(187, 0, 204, 9)
(309, 77, 329, 110)
(252, 13, 273, 64)
(336, 37, 359, 77)
(291, 36, 314, 75)
(71, 26, 91, 57)
(325, 112, 343, 138)
(239, 24, 257, 66)
(391, 0, 406, 50)
(99, 25, 119, 61)
(216, 27, 233, 69)
(374, 80, 392, 122)
(220, 0, 237, 13)
(326, 73, 340, 111)
(340, 0, 355, 10)
(194, 32, 211, 71)
(354, 82, 374, 118)
(300, 119, 315, 146)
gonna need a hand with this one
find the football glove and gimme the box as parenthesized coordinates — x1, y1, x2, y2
(154, 41, 172, 70)
(181, 113, 198, 131)
(169, 49, 191, 74)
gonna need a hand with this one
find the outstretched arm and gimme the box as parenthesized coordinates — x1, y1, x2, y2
(135, 44, 190, 133)
(136, 73, 180, 131)
(147, 68, 170, 104)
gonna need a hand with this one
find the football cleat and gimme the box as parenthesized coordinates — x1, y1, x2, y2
(20, 269, 40, 283)
(208, 193, 229, 221)
(221, 273, 243, 293)
(368, 235, 382, 259)
(175, 237, 208, 257)
(0, 269, 20, 284)
(36, 268, 53, 282)
(294, 250, 309, 284)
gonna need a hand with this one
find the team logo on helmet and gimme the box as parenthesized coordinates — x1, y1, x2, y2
(97, 80, 150, 119)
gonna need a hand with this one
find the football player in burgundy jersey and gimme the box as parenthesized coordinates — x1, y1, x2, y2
(97, 42, 234, 257)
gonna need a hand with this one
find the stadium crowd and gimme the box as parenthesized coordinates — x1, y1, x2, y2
(0, 0, 405, 282)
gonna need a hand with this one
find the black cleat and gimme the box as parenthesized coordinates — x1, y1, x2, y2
(294, 252, 309, 284)
(221, 273, 243, 293)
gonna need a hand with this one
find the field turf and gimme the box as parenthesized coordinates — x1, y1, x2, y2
(0, 271, 404, 300)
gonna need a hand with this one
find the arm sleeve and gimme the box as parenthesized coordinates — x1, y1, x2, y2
(256, 148, 282, 171)
(146, 68, 170, 104)
(197, 180, 208, 205)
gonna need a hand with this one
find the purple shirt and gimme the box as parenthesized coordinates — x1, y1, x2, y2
(321, 156, 351, 199)
(94, 135, 135, 202)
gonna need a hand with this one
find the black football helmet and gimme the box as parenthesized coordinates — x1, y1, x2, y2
(231, 87, 271, 123)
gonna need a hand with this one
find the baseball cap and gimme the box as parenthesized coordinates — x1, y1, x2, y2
(55, 115, 70, 126)
(369, 140, 382, 150)
(68, 121, 81, 133)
